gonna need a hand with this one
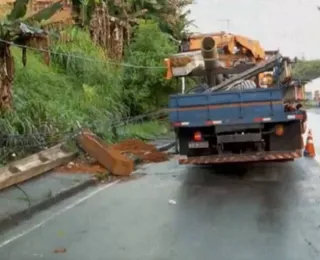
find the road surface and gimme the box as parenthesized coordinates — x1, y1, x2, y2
(1, 111, 320, 260)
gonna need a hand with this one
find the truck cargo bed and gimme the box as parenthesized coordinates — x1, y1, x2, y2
(169, 87, 304, 127)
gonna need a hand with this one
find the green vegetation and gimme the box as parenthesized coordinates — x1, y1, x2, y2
(293, 60, 320, 80)
(301, 100, 319, 108)
(123, 20, 177, 114)
(0, 1, 193, 161)
(117, 120, 170, 141)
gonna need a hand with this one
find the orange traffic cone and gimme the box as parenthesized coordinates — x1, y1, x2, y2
(304, 130, 315, 158)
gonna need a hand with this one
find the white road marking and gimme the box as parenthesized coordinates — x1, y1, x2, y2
(0, 180, 120, 249)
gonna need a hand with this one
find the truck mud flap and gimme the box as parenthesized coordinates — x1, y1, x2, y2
(178, 150, 302, 164)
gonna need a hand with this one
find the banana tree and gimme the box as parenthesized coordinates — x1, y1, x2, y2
(141, 0, 194, 40)
(0, 0, 63, 112)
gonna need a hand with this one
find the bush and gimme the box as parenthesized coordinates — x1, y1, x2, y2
(122, 20, 178, 115)
(10, 28, 127, 134)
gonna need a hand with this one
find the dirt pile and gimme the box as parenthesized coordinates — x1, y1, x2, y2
(112, 139, 168, 163)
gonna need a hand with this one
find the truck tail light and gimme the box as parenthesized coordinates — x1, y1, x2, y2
(275, 124, 284, 136)
(193, 131, 202, 141)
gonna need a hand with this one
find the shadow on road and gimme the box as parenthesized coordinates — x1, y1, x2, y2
(175, 160, 301, 235)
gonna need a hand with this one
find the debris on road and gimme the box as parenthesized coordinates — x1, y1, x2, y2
(0, 127, 170, 190)
(112, 139, 157, 152)
(76, 130, 134, 176)
(112, 139, 169, 163)
(168, 199, 177, 205)
(58, 138, 169, 175)
(53, 247, 67, 253)
(56, 160, 107, 174)
(33, 253, 44, 258)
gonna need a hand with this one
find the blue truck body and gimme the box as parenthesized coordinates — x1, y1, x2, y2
(169, 87, 304, 127)
(169, 86, 306, 165)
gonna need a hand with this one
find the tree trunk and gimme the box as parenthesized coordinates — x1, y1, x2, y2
(0, 44, 14, 112)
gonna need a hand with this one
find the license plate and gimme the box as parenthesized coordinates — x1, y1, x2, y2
(188, 141, 209, 148)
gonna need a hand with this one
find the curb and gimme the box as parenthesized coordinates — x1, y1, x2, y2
(0, 141, 175, 233)
(157, 141, 176, 152)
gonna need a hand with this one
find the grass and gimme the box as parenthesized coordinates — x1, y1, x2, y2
(116, 120, 170, 141)
(0, 28, 169, 163)
(12, 28, 126, 130)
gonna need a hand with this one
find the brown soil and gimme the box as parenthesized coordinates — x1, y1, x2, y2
(111, 139, 157, 152)
(111, 139, 168, 163)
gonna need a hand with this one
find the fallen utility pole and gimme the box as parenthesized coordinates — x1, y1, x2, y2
(76, 130, 134, 176)
(0, 143, 76, 191)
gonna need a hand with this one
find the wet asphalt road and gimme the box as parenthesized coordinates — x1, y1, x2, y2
(1, 112, 320, 259)
(1, 158, 320, 260)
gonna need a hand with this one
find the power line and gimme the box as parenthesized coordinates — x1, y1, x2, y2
(0, 38, 166, 70)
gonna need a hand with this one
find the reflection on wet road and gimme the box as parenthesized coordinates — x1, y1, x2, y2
(135, 157, 320, 260)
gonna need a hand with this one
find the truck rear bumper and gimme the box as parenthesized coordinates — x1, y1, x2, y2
(178, 150, 302, 164)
